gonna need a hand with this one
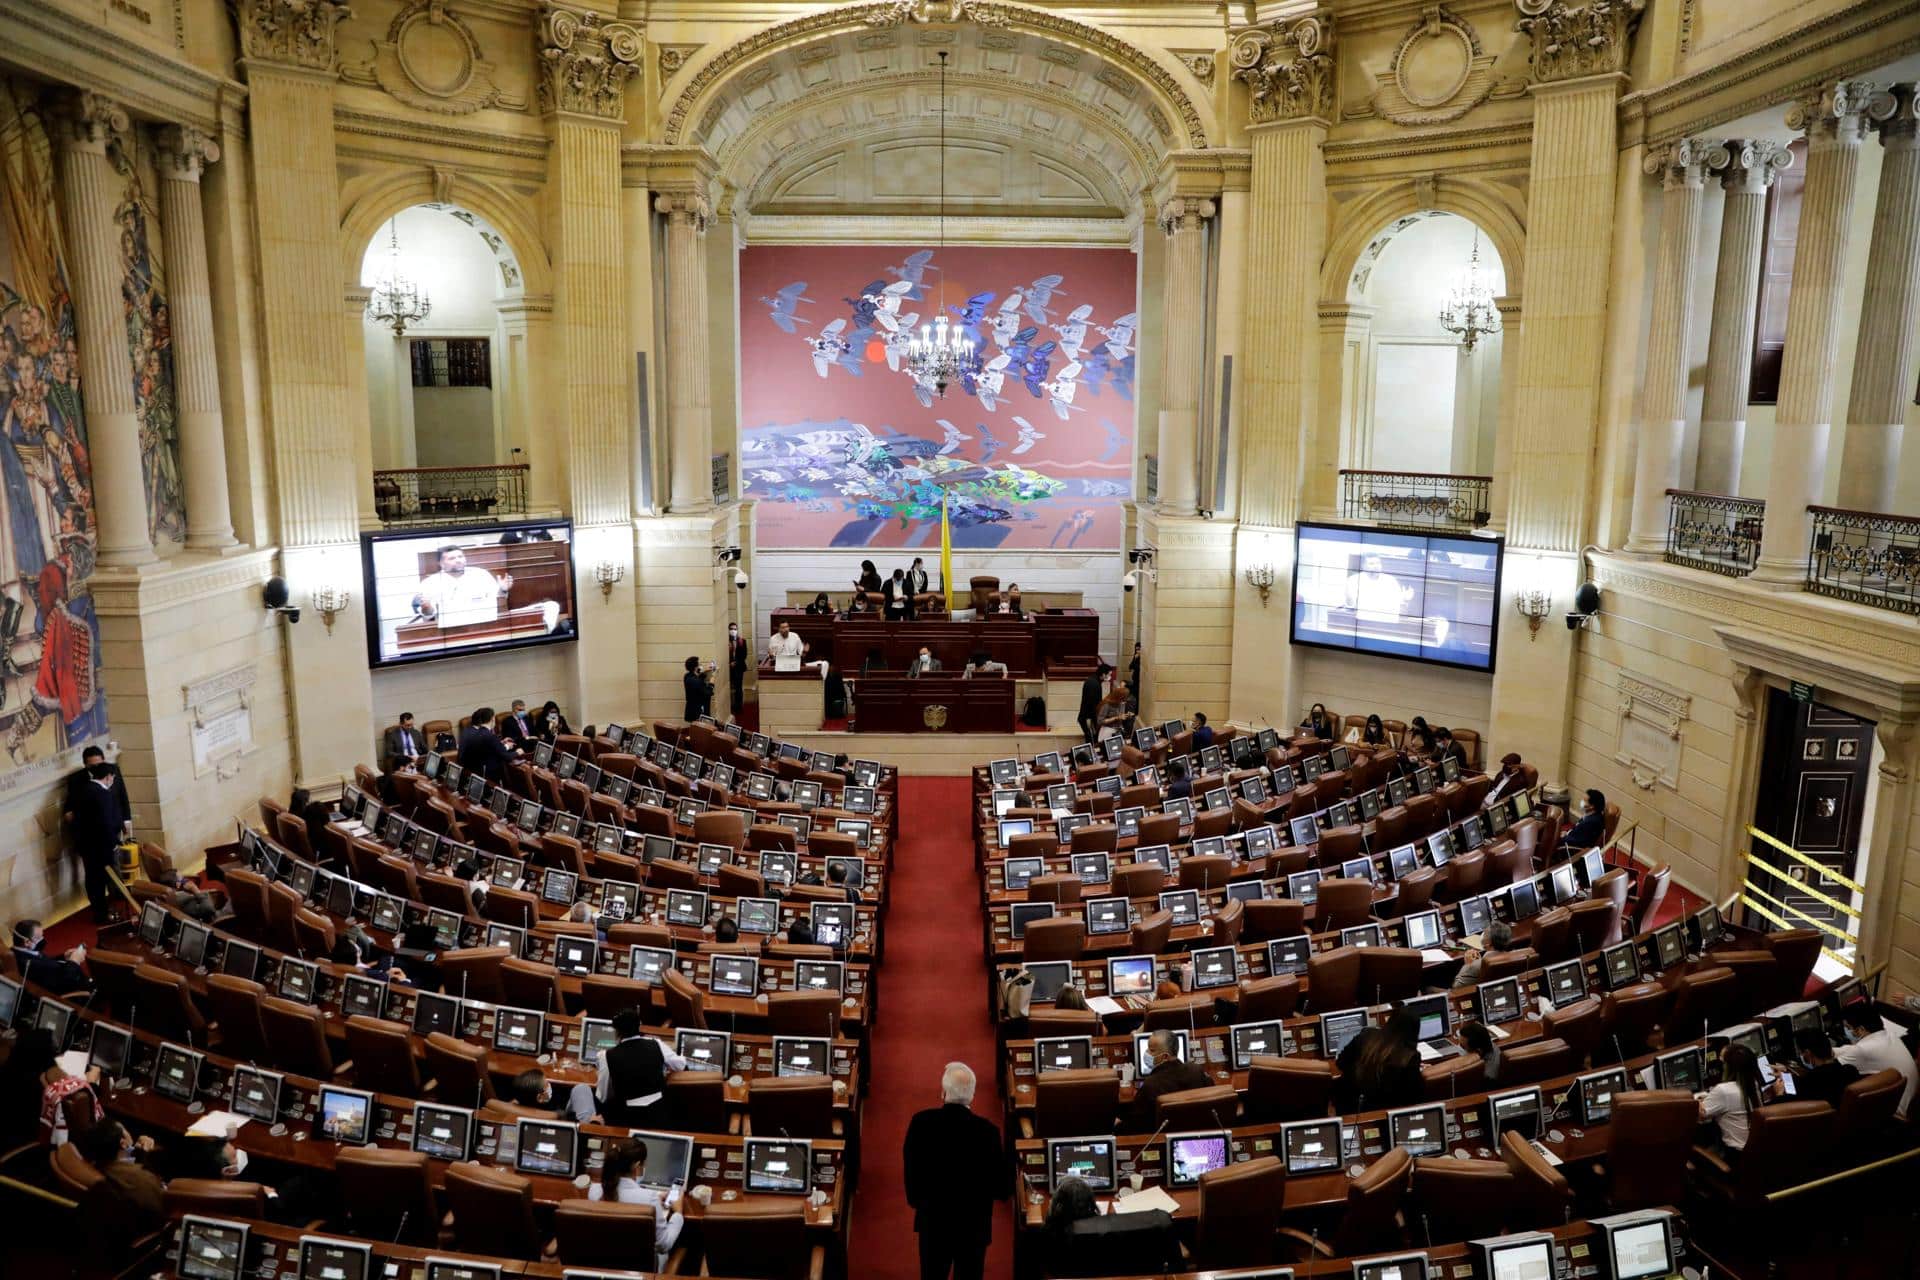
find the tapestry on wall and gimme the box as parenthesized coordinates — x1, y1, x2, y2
(739, 245, 1136, 550)
(111, 136, 186, 546)
(0, 81, 110, 776)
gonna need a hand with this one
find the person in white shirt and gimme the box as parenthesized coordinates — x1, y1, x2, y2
(412, 545, 511, 628)
(768, 621, 827, 673)
(1834, 1003, 1917, 1117)
(592, 1008, 691, 1127)
(1698, 1043, 1765, 1152)
(586, 1135, 685, 1271)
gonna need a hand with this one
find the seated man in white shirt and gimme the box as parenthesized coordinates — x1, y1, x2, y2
(768, 620, 829, 674)
(960, 650, 1007, 679)
(1834, 1002, 1918, 1117)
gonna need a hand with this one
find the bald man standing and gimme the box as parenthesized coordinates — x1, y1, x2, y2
(902, 1061, 1008, 1280)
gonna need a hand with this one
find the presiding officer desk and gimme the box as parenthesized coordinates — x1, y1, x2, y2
(768, 608, 1100, 675)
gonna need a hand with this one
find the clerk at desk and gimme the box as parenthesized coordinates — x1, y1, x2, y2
(908, 646, 943, 677)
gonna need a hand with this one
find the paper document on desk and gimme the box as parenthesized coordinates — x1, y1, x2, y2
(56, 1050, 89, 1079)
(1111, 1186, 1181, 1215)
(1085, 996, 1124, 1017)
(187, 1110, 250, 1138)
(1420, 949, 1453, 964)
(1417, 1041, 1444, 1062)
(1487, 1024, 1510, 1041)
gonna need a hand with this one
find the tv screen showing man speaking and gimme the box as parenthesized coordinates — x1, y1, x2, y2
(363, 521, 577, 668)
(1291, 522, 1503, 673)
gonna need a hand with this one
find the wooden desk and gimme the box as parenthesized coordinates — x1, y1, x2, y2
(849, 675, 1016, 733)
(769, 609, 1099, 675)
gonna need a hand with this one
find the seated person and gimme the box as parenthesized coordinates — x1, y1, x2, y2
(713, 916, 740, 943)
(1191, 711, 1214, 750)
(907, 646, 942, 677)
(786, 919, 816, 946)
(990, 583, 1026, 618)
(1484, 753, 1526, 806)
(149, 865, 222, 924)
(588, 1136, 686, 1272)
(75, 1122, 166, 1253)
(1699, 1042, 1764, 1153)
(805, 592, 836, 616)
(1433, 726, 1469, 767)
(961, 649, 1008, 679)
(535, 700, 572, 742)
(1299, 703, 1335, 740)
(1128, 1029, 1211, 1130)
(1776, 1028, 1859, 1106)
(1450, 918, 1514, 988)
(1834, 1002, 1918, 1117)
(1457, 1020, 1502, 1084)
(826, 860, 862, 903)
(1334, 1009, 1424, 1112)
(11, 919, 90, 992)
(384, 711, 426, 771)
(1562, 789, 1608, 849)
(1164, 761, 1192, 801)
(512, 1066, 597, 1122)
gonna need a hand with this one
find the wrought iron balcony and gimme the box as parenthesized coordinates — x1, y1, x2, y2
(1339, 469, 1491, 532)
(373, 464, 529, 528)
(1808, 505, 1920, 615)
(1664, 489, 1763, 577)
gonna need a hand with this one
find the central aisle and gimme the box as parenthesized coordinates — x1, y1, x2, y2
(850, 775, 1015, 1277)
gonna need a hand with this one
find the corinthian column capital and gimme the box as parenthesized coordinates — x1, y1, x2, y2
(1709, 138, 1793, 194)
(1230, 9, 1335, 126)
(655, 190, 713, 232)
(536, 3, 644, 122)
(232, 0, 353, 73)
(1157, 196, 1216, 237)
(45, 90, 128, 153)
(1513, 0, 1643, 85)
(154, 125, 221, 183)
(1788, 79, 1897, 145)
(1643, 137, 1718, 188)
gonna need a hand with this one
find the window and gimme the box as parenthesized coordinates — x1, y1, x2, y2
(410, 337, 492, 388)
(1749, 139, 1806, 406)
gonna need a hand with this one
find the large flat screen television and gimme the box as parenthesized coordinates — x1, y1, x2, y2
(1291, 522, 1503, 673)
(363, 521, 577, 668)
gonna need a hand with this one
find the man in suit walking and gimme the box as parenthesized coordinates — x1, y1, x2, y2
(903, 1062, 1007, 1280)
(64, 745, 131, 922)
(1077, 661, 1113, 743)
(458, 706, 516, 783)
(384, 712, 425, 772)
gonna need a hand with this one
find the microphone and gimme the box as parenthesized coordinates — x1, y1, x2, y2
(392, 1211, 410, 1244)
(1422, 1214, 1435, 1251)
(1613, 1034, 1627, 1069)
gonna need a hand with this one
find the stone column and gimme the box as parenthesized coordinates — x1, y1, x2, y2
(1154, 194, 1215, 515)
(660, 189, 714, 513)
(1626, 139, 1714, 554)
(1486, 296, 1522, 531)
(342, 286, 377, 526)
(1836, 84, 1920, 513)
(1230, 10, 1334, 531)
(47, 92, 155, 567)
(1753, 81, 1893, 584)
(152, 126, 239, 550)
(1695, 140, 1791, 495)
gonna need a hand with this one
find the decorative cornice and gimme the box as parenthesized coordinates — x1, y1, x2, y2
(1512, 0, 1642, 85)
(153, 125, 220, 182)
(89, 548, 278, 617)
(1230, 9, 1336, 126)
(0, 0, 236, 132)
(232, 0, 353, 74)
(1708, 137, 1792, 194)
(535, 2, 643, 122)
(332, 108, 549, 162)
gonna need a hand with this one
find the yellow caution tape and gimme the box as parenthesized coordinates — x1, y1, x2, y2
(1745, 825, 1865, 895)
(1740, 880, 1858, 943)
(1742, 855, 1862, 920)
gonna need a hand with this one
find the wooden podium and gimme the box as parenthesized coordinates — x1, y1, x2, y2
(849, 675, 1015, 733)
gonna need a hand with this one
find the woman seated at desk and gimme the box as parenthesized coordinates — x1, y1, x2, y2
(805, 592, 836, 616)
(988, 583, 1026, 618)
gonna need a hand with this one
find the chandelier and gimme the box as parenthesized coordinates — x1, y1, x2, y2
(1438, 230, 1500, 353)
(905, 51, 979, 397)
(365, 217, 432, 337)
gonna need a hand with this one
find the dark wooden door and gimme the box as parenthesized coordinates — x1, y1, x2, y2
(1749, 688, 1872, 937)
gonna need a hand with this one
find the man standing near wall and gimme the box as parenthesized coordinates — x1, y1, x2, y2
(64, 745, 130, 922)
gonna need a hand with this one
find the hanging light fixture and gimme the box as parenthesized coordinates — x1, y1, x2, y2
(365, 216, 432, 337)
(905, 51, 979, 398)
(1437, 229, 1500, 353)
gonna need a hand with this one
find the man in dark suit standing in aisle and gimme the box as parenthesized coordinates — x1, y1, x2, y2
(903, 1062, 1007, 1280)
(458, 706, 516, 783)
(1077, 661, 1112, 743)
(65, 745, 131, 922)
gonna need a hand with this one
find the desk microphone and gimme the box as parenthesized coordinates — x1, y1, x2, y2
(1612, 1034, 1628, 1070)
(392, 1211, 409, 1244)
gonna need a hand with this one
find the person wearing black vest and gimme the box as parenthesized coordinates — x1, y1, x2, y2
(595, 1007, 688, 1127)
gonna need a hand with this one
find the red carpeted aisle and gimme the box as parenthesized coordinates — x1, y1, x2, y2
(850, 775, 1013, 1279)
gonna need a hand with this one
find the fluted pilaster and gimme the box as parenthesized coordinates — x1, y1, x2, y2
(48, 91, 154, 567)
(660, 191, 714, 513)
(153, 126, 237, 550)
(1155, 195, 1215, 515)
(1696, 140, 1791, 495)
(1836, 84, 1920, 513)
(1754, 81, 1893, 584)
(1626, 139, 1713, 553)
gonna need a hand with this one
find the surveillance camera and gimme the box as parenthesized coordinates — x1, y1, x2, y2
(1565, 612, 1585, 631)
(733, 569, 749, 589)
(1122, 571, 1138, 592)
(285, 607, 302, 625)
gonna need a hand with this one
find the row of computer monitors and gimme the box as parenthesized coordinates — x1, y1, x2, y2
(988, 725, 1380, 787)
(176, 1218, 663, 1280)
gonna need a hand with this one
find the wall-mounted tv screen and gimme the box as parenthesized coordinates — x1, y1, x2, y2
(1291, 522, 1503, 672)
(363, 521, 577, 668)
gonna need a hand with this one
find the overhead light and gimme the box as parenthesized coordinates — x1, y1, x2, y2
(1437, 228, 1499, 353)
(904, 51, 980, 399)
(366, 216, 432, 336)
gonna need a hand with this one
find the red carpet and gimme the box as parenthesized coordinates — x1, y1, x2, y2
(850, 776, 1013, 1278)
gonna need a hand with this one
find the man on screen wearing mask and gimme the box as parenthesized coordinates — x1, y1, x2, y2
(64, 745, 131, 922)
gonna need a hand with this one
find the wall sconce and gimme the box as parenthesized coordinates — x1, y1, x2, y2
(310, 585, 351, 635)
(594, 560, 624, 601)
(1243, 563, 1277, 606)
(1515, 586, 1552, 640)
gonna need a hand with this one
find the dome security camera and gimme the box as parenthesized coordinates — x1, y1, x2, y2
(733, 568, 749, 589)
(1122, 571, 1138, 593)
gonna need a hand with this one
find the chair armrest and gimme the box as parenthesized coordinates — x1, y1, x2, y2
(332, 1058, 355, 1077)
(1276, 1227, 1334, 1259)
(1689, 1143, 1733, 1176)
(1018, 1115, 1034, 1140)
(807, 1244, 827, 1280)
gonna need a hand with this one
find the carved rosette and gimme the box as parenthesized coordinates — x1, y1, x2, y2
(1157, 196, 1216, 237)
(1230, 11, 1335, 125)
(46, 90, 129, 152)
(1708, 138, 1792, 195)
(1512, 0, 1643, 85)
(536, 3, 644, 121)
(1785, 79, 1897, 144)
(655, 191, 714, 233)
(1642, 136, 1718, 189)
(154, 125, 221, 182)
(232, 0, 354, 72)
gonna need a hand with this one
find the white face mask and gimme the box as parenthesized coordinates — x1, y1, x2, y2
(226, 1149, 248, 1177)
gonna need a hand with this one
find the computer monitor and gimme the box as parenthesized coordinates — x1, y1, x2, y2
(991, 788, 1019, 817)
(178, 1216, 250, 1280)
(1224, 879, 1267, 906)
(1653, 1045, 1704, 1094)
(1320, 1008, 1370, 1059)
(1601, 941, 1641, 990)
(1339, 856, 1375, 883)
(1189, 946, 1238, 990)
(412, 991, 463, 1038)
(1134, 843, 1173, 872)
(138, 899, 171, 946)
(1388, 1103, 1449, 1157)
(1386, 845, 1420, 882)
(220, 938, 260, 983)
(1157, 889, 1200, 927)
(1426, 830, 1455, 865)
(229, 1065, 283, 1125)
(1132, 1029, 1190, 1074)
(1301, 754, 1326, 782)
(1507, 878, 1541, 921)
(1193, 836, 1229, 860)
(1288, 816, 1319, 846)
(708, 954, 759, 997)
(1402, 910, 1443, 951)
(424, 1262, 501, 1280)
(795, 959, 845, 992)
(1045, 1135, 1116, 1192)
(410, 1103, 474, 1160)
(1544, 959, 1588, 1009)
(773, 1035, 830, 1078)
(1399, 994, 1451, 1043)
(88, 1021, 133, 1078)
(1055, 814, 1092, 843)
(276, 957, 319, 1006)
(989, 758, 1020, 786)
(1596, 1213, 1677, 1280)
(626, 1129, 694, 1192)
(694, 844, 730, 877)
(1488, 1087, 1543, 1140)
(316, 1085, 374, 1144)
(1352, 1253, 1430, 1280)
(1469, 1234, 1555, 1280)
(1458, 814, 1484, 852)
(1287, 870, 1322, 903)
(1457, 894, 1491, 937)
(1651, 923, 1687, 972)
(1071, 852, 1112, 884)
(1002, 857, 1044, 891)
(744, 1137, 812, 1194)
(1477, 977, 1523, 1026)
(1341, 923, 1384, 949)
(666, 1029, 726, 1075)
(491, 1007, 546, 1056)
(1548, 862, 1579, 907)
(1026, 961, 1073, 1004)
(1165, 1131, 1231, 1188)
(1686, 903, 1724, 953)
(1034, 1036, 1093, 1074)
(1034, 752, 1065, 776)
(1077, 896, 1127, 937)
(1280, 1117, 1342, 1175)
(151, 1042, 203, 1104)
(577, 1020, 617, 1069)
(736, 897, 780, 936)
(1162, 798, 1195, 826)
(1577, 848, 1607, 888)
(514, 1118, 578, 1176)
(1267, 934, 1314, 977)
(1244, 824, 1278, 855)
(0, 975, 18, 1029)
(1106, 955, 1156, 998)
(1238, 777, 1268, 805)
(1009, 901, 1055, 940)
(665, 889, 709, 927)
(1577, 1067, 1628, 1125)
(1230, 1020, 1288, 1069)
(997, 818, 1034, 846)
(844, 786, 877, 815)
(340, 973, 387, 1021)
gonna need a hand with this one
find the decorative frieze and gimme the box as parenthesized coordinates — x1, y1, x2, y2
(1230, 11, 1335, 126)
(535, 3, 643, 122)
(1512, 0, 1642, 84)
(342, 0, 528, 117)
(232, 0, 352, 72)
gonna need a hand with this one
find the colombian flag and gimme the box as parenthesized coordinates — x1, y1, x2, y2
(940, 489, 955, 613)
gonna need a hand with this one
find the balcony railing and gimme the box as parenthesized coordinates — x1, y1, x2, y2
(1665, 489, 1764, 577)
(1339, 469, 1490, 532)
(1808, 505, 1920, 615)
(373, 464, 529, 528)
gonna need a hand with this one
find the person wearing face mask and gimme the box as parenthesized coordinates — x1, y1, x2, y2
(1128, 1029, 1211, 1130)
(908, 646, 942, 677)
(76, 1122, 167, 1252)
(1833, 1002, 1918, 1117)
(728, 622, 750, 713)
(11, 918, 91, 991)
(1299, 703, 1334, 741)
(1562, 788, 1608, 850)
(498, 700, 537, 749)
(64, 745, 132, 922)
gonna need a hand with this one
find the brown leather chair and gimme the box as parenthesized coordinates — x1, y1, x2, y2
(1157, 1083, 1239, 1129)
(1601, 1089, 1696, 1210)
(1711, 950, 1781, 1014)
(1193, 808, 1233, 840)
(1693, 1100, 1836, 1211)
(440, 946, 509, 1005)
(606, 922, 676, 952)
(1315, 826, 1365, 868)
(701, 1199, 824, 1280)
(1179, 854, 1234, 890)
(554, 1200, 659, 1270)
(1421, 1053, 1486, 1101)
(1499, 1037, 1578, 1086)
(1501, 1128, 1573, 1226)
(663, 968, 707, 1028)
(1026, 873, 1082, 906)
(1130, 909, 1173, 955)
(1482, 840, 1525, 889)
(1601, 982, 1674, 1060)
(1207, 899, 1246, 948)
(500, 957, 564, 1013)
(1244, 899, 1307, 943)
(262, 994, 339, 1077)
(665, 1070, 728, 1134)
(1590, 869, 1631, 944)
(1032, 1068, 1121, 1139)
(1134, 815, 1181, 848)
(1660, 965, 1741, 1044)
(264, 882, 303, 954)
(1529, 907, 1575, 961)
(1313, 877, 1373, 932)
(1360, 947, 1424, 1004)
(1305, 946, 1363, 1012)
(1630, 864, 1672, 936)
(1444, 850, 1487, 904)
(1413, 1156, 1513, 1242)
(1234, 974, 1301, 1023)
(1373, 806, 1414, 851)
(1478, 948, 1538, 984)
(716, 864, 766, 900)
(1835, 1067, 1906, 1150)
(1193, 1154, 1285, 1267)
(747, 1074, 837, 1139)
(483, 885, 539, 929)
(694, 810, 749, 851)
(1023, 917, 1086, 963)
(224, 866, 272, 941)
(336, 1146, 439, 1244)
(1071, 824, 1120, 855)
(346, 1014, 423, 1096)
(444, 1161, 545, 1257)
(133, 963, 207, 1042)
(1143, 993, 1216, 1031)
(1543, 997, 1606, 1068)
(1394, 868, 1439, 916)
(1314, 1145, 1412, 1257)
(163, 1179, 270, 1218)
(1766, 928, 1822, 1005)
(1569, 897, 1619, 954)
(767, 991, 842, 1039)
(424, 1032, 493, 1104)
(205, 973, 269, 1063)
(579, 974, 653, 1019)
(1112, 862, 1166, 900)
(1028, 1006, 1103, 1039)
(1246, 1055, 1334, 1122)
